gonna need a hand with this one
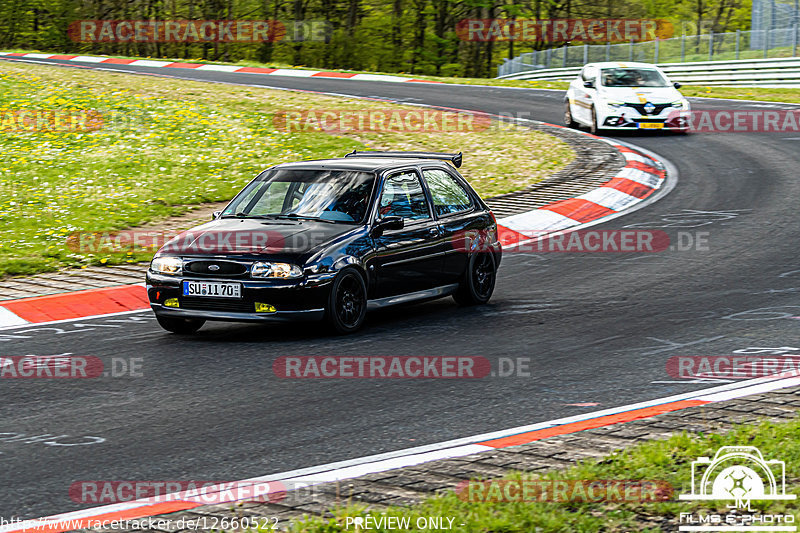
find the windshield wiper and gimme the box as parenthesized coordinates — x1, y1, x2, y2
(220, 213, 276, 219)
(272, 213, 336, 223)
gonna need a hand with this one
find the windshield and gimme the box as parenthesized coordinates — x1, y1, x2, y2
(222, 168, 375, 223)
(600, 68, 669, 88)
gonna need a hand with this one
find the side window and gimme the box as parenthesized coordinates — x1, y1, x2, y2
(423, 169, 473, 216)
(379, 171, 430, 221)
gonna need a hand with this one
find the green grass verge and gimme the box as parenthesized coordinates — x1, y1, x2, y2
(278, 416, 800, 532)
(0, 61, 573, 277)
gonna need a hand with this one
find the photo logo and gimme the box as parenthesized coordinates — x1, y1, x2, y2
(679, 446, 796, 531)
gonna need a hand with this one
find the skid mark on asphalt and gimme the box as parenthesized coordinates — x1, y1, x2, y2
(629, 335, 727, 356)
(478, 301, 560, 316)
(623, 209, 751, 229)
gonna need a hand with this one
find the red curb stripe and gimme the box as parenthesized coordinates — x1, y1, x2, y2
(479, 399, 709, 448)
(1, 285, 148, 323)
(540, 198, 615, 223)
(497, 224, 529, 247)
(48, 55, 78, 60)
(18, 501, 200, 533)
(625, 159, 665, 178)
(164, 62, 203, 69)
(311, 71, 356, 78)
(616, 146, 638, 154)
(100, 58, 137, 64)
(601, 177, 658, 199)
(237, 66, 277, 74)
(6, 52, 28, 57)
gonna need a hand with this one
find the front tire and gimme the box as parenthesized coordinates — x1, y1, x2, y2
(454, 252, 497, 306)
(589, 106, 599, 135)
(156, 315, 205, 334)
(325, 268, 367, 334)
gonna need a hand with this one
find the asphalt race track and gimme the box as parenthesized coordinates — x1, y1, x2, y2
(2, 56, 800, 519)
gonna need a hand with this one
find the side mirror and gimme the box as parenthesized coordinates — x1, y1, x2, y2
(371, 216, 404, 237)
(212, 211, 222, 220)
(673, 82, 682, 89)
(583, 80, 595, 89)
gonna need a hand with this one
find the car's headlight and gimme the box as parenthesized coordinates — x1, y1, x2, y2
(251, 262, 303, 279)
(150, 256, 182, 275)
(671, 100, 689, 109)
(606, 101, 625, 109)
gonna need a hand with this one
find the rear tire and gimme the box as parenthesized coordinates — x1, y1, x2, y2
(564, 101, 578, 128)
(156, 315, 205, 334)
(325, 268, 367, 334)
(454, 252, 497, 306)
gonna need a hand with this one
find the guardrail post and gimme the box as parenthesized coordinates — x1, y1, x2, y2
(546, 47, 552, 69)
(654, 37, 659, 63)
(629, 37, 634, 61)
(605, 41, 610, 61)
(764, 29, 769, 58)
(736, 29, 740, 59)
(793, 24, 798, 56)
(709, 31, 714, 60)
(681, 34, 686, 62)
(583, 43, 588, 64)
(563, 44, 568, 67)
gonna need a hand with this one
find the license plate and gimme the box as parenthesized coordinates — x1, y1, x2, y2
(182, 281, 242, 298)
(638, 122, 664, 129)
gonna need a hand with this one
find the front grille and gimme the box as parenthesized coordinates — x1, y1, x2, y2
(626, 103, 672, 115)
(184, 260, 248, 277)
(181, 297, 254, 312)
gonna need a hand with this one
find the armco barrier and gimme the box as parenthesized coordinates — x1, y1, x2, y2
(498, 56, 800, 87)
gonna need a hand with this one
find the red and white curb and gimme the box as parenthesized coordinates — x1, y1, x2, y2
(496, 137, 666, 247)
(3, 374, 800, 533)
(0, 284, 149, 329)
(0, 52, 442, 84)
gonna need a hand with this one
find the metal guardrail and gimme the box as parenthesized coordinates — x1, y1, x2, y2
(497, 56, 800, 86)
(497, 27, 800, 78)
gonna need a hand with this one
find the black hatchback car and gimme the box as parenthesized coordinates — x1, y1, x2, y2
(146, 151, 502, 334)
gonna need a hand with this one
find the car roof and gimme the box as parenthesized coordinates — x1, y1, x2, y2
(584, 62, 664, 70)
(274, 157, 454, 173)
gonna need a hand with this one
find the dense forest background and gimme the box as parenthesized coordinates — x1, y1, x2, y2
(0, 0, 752, 77)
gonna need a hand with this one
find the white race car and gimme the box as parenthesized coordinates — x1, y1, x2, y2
(565, 62, 690, 133)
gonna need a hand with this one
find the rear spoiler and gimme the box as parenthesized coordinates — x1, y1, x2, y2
(344, 150, 463, 168)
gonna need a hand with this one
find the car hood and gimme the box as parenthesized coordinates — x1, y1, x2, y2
(158, 218, 357, 257)
(599, 86, 683, 104)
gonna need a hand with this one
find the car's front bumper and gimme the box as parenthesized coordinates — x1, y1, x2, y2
(146, 270, 335, 323)
(150, 304, 325, 322)
(600, 108, 690, 131)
